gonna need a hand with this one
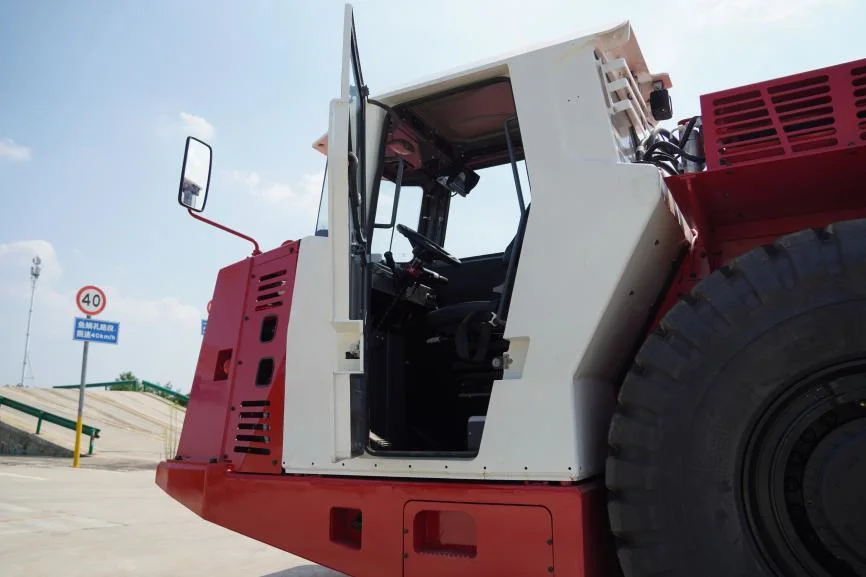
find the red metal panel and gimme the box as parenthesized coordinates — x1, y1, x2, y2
(652, 144, 866, 328)
(403, 501, 553, 577)
(175, 258, 252, 463)
(701, 58, 866, 171)
(155, 461, 620, 577)
(173, 241, 299, 473)
(222, 241, 299, 474)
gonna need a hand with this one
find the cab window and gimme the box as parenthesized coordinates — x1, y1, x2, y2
(443, 160, 531, 258)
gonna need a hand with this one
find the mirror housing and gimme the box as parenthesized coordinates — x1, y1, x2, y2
(177, 136, 212, 212)
(436, 165, 479, 197)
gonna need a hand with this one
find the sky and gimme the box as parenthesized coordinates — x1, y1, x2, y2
(1, 0, 863, 392)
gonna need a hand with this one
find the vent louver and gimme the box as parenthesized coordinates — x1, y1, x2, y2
(233, 399, 271, 455)
(255, 269, 286, 311)
(701, 58, 866, 170)
(854, 65, 866, 141)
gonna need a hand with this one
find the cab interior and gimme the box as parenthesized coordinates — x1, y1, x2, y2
(364, 76, 531, 457)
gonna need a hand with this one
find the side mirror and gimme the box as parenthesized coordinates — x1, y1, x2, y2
(177, 136, 212, 212)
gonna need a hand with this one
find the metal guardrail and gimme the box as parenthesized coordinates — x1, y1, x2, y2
(140, 381, 189, 407)
(52, 379, 189, 407)
(0, 394, 102, 455)
(52, 380, 138, 391)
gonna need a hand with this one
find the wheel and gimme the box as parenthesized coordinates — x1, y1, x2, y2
(606, 220, 866, 577)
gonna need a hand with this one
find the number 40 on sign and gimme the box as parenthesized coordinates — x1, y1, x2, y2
(72, 285, 120, 345)
(76, 285, 106, 316)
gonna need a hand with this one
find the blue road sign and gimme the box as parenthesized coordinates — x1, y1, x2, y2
(72, 317, 120, 345)
(201, 319, 207, 335)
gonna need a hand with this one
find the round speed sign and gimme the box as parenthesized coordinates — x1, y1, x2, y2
(76, 285, 107, 316)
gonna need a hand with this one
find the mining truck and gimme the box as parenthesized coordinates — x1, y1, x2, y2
(156, 5, 865, 577)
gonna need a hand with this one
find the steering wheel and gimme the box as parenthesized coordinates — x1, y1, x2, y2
(396, 224, 461, 266)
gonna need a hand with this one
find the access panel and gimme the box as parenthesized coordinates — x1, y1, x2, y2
(403, 500, 554, 577)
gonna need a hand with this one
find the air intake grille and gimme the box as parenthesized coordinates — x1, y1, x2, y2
(233, 399, 271, 455)
(701, 58, 866, 170)
(855, 65, 866, 141)
(255, 269, 286, 311)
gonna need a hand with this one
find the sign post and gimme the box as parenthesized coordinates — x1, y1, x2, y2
(72, 285, 114, 468)
(74, 316, 90, 467)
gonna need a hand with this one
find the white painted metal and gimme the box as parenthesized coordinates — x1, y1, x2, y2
(283, 234, 346, 466)
(283, 16, 690, 481)
(284, 4, 362, 465)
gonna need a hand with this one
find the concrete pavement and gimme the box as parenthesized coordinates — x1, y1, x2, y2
(0, 458, 346, 577)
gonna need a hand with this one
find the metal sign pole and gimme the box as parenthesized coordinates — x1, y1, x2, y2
(72, 314, 90, 468)
(71, 285, 116, 467)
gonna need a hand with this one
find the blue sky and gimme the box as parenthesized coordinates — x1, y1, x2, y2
(1, 0, 863, 392)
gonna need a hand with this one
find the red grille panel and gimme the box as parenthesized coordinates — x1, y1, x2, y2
(701, 58, 866, 169)
(221, 241, 299, 474)
(856, 65, 866, 140)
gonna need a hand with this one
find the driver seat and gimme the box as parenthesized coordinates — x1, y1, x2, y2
(426, 205, 530, 365)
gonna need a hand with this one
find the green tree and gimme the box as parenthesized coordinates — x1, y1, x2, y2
(111, 371, 139, 391)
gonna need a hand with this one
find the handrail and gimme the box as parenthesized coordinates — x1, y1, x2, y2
(140, 381, 189, 407)
(0, 394, 101, 455)
(52, 379, 189, 406)
(53, 380, 137, 390)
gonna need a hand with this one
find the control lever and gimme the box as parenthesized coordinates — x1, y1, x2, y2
(402, 262, 448, 284)
(384, 251, 397, 274)
(421, 266, 448, 284)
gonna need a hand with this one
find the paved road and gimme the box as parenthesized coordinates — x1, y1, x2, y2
(0, 457, 345, 577)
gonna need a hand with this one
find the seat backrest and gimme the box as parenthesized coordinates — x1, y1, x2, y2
(495, 203, 531, 322)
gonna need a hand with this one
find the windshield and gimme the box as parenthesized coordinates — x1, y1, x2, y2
(443, 160, 530, 257)
(369, 155, 530, 261)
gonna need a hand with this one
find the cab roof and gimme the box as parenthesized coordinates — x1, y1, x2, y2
(313, 20, 670, 154)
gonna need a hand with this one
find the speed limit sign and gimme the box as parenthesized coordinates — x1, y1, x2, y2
(76, 285, 107, 316)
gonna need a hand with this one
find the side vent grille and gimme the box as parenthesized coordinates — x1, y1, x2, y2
(702, 59, 866, 169)
(768, 75, 836, 154)
(712, 89, 780, 165)
(855, 65, 866, 141)
(234, 399, 271, 455)
(713, 75, 837, 166)
(255, 269, 287, 311)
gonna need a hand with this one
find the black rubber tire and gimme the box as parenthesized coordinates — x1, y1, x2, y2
(606, 219, 866, 577)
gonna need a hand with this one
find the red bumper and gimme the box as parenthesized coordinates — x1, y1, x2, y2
(155, 460, 621, 577)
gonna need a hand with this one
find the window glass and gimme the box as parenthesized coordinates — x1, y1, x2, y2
(443, 160, 531, 258)
(370, 179, 423, 262)
(315, 162, 329, 236)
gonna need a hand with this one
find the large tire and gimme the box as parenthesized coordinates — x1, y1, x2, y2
(606, 220, 866, 577)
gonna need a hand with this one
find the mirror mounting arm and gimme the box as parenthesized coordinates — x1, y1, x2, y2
(186, 208, 262, 256)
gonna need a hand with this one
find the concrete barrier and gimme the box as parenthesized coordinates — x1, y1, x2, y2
(0, 420, 74, 457)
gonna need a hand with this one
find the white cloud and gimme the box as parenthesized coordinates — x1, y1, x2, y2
(0, 138, 32, 162)
(228, 169, 323, 213)
(0, 240, 203, 391)
(0, 240, 63, 288)
(179, 112, 215, 140)
(103, 290, 201, 325)
(682, 0, 850, 26)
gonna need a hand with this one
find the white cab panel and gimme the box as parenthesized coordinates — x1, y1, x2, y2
(283, 18, 688, 481)
(283, 234, 340, 467)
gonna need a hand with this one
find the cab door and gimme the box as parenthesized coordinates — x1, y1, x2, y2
(326, 3, 369, 460)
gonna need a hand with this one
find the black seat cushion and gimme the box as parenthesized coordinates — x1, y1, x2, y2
(427, 300, 497, 328)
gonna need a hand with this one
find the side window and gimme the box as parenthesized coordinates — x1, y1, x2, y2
(371, 179, 423, 262)
(315, 161, 329, 237)
(443, 160, 531, 258)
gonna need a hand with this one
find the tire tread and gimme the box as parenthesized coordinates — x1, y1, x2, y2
(606, 218, 866, 577)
